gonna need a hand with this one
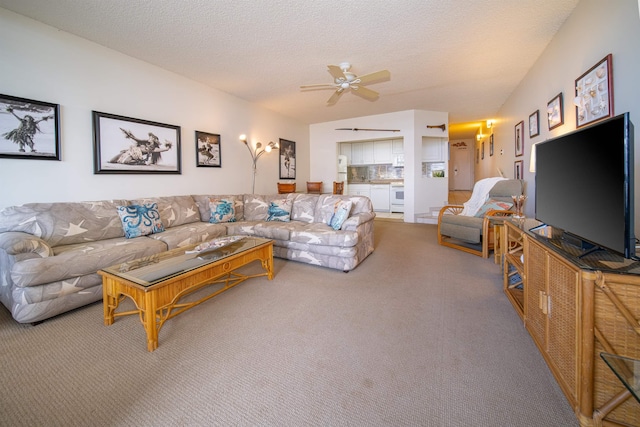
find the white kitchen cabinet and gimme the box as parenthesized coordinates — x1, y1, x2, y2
(373, 140, 392, 164)
(347, 184, 370, 198)
(392, 139, 404, 154)
(340, 143, 352, 165)
(370, 184, 390, 212)
(351, 143, 363, 165)
(351, 142, 374, 165)
(422, 138, 448, 162)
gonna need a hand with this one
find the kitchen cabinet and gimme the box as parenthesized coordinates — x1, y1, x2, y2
(373, 140, 392, 164)
(347, 184, 370, 198)
(392, 139, 404, 154)
(422, 138, 447, 162)
(350, 142, 373, 165)
(340, 143, 352, 165)
(370, 184, 390, 212)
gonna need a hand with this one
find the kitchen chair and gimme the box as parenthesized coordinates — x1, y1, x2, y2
(306, 181, 323, 194)
(277, 182, 296, 194)
(333, 181, 344, 195)
(437, 178, 523, 258)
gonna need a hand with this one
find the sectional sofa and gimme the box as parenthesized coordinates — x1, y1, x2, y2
(0, 193, 375, 323)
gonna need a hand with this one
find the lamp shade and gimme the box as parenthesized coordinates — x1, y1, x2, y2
(529, 143, 537, 173)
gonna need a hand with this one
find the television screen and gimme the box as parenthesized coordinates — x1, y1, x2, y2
(535, 112, 635, 258)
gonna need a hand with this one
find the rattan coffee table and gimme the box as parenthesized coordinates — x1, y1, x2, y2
(99, 236, 273, 351)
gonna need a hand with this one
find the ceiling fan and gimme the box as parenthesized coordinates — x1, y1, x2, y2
(300, 62, 390, 105)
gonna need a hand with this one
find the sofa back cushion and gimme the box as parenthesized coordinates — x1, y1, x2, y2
(193, 195, 244, 222)
(0, 200, 129, 246)
(314, 195, 372, 224)
(290, 194, 319, 223)
(131, 196, 200, 228)
(244, 194, 296, 221)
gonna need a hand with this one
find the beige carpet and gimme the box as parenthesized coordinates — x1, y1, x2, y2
(0, 222, 578, 426)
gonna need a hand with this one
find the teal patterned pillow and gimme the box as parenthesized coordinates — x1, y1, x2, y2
(267, 198, 292, 222)
(329, 200, 353, 230)
(209, 198, 236, 223)
(116, 203, 165, 239)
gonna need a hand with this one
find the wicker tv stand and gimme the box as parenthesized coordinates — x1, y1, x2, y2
(502, 218, 640, 427)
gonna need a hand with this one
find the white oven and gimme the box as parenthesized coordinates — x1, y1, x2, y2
(390, 183, 404, 213)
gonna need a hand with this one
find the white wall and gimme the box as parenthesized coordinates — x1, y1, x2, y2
(309, 109, 448, 221)
(0, 9, 309, 209)
(482, 0, 640, 234)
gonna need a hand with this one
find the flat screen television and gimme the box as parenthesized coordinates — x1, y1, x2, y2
(535, 112, 635, 259)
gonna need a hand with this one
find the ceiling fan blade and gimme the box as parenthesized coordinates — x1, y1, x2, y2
(300, 84, 337, 90)
(356, 70, 391, 86)
(327, 89, 344, 105)
(327, 65, 346, 80)
(351, 85, 379, 101)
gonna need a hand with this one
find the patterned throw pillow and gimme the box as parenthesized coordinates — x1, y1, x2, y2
(266, 198, 292, 222)
(329, 200, 353, 230)
(116, 203, 165, 239)
(474, 199, 513, 217)
(209, 198, 236, 223)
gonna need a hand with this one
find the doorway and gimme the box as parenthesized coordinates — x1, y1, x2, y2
(449, 141, 473, 190)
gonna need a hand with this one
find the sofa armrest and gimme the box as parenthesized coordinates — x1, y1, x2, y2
(341, 212, 375, 231)
(0, 232, 53, 258)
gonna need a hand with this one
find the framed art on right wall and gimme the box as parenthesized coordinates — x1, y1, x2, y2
(514, 120, 524, 157)
(575, 54, 613, 128)
(529, 110, 540, 138)
(547, 93, 564, 130)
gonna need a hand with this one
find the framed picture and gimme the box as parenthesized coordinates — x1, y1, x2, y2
(547, 93, 564, 130)
(514, 120, 524, 157)
(195, 131, 220, 167)
(0, 94, 60, 160)
(514, 160, 524, 180)
(481, 141, 484, 160)
(490, 134, 494, 156)
(279, 138, 296, 179)
(575, 54, 614, 128)
(529, 110, 540, 138)
(93, 111, 181, 174)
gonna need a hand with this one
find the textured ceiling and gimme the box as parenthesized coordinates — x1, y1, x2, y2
(0, 0, 579, 139)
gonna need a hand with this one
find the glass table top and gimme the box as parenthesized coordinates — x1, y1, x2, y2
(101, 236, 271, 287)
(600, 352, 640, 404)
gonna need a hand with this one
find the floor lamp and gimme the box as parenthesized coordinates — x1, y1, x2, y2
(240, 134, 278, 194)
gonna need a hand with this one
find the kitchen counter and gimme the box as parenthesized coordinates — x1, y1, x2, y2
(349, 179, 403, 184)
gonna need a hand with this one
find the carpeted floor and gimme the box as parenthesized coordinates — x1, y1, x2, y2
(0, 222, 578, 426)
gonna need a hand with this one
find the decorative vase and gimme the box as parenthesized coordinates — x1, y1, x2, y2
(512, 195, 527, 219)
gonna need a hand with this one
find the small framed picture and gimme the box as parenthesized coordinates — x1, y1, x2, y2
(514, 160, 524, 180)
(489, 134, 494, 156)
(547, 93, 564, 130)
(529, 110, 540, 138)
(481, 141, 484, 160)
(575, 54, 613, 128)
(93, 111, 181, 174)
(279, 138, 296, 179)
(0, 93, 60, 160)
(514, 120, 524, 157)
(195, 131, 221, 167)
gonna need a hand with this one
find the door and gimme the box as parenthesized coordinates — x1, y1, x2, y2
(449, 141, 473, 190)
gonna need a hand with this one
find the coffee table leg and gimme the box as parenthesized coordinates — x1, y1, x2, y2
(103, 278, 118, 326)
(143, 292, 159, 351)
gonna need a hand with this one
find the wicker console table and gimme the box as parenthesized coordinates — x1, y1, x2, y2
(503, 219, 640, 427)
